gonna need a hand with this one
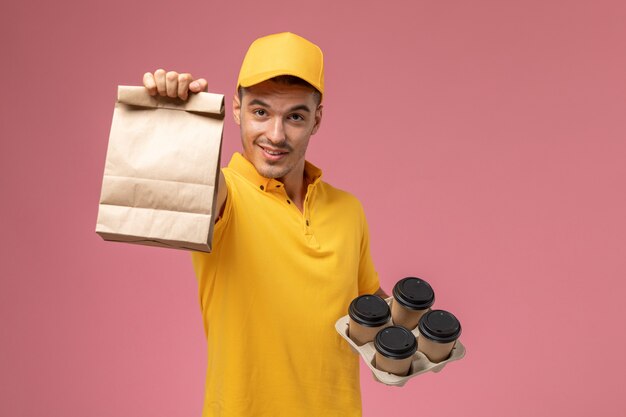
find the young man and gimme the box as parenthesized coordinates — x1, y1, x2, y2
(144, 32, 388, 417)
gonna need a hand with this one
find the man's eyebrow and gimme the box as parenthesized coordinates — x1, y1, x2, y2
(248, 99, 270, 107)
(287, 104, 311, 113)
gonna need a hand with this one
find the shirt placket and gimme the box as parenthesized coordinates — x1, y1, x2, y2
(302, 184, 315, 235)
(259, 175, 320, 247)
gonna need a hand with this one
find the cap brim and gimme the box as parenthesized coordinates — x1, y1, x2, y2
(237, 70, 323, 97)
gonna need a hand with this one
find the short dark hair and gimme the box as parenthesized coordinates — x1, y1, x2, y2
(238, 75, 322, 105)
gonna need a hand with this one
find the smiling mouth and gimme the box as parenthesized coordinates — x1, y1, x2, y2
(259, 145, 289, 158)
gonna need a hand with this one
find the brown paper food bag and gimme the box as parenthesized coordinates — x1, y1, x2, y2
(96, 85, 225, 252)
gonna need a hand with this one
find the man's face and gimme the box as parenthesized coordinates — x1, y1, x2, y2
(233, 80, 322, 184)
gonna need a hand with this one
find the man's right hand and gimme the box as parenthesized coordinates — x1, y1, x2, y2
(143, 69, 208, 101)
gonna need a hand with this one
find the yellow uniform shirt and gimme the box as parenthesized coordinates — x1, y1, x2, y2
(191, 153, 380, 417)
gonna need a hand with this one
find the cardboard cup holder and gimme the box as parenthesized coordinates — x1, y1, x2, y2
(335, 298, 466, 387)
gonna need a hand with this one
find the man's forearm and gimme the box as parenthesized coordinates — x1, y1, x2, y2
(374, 287, 389, 299)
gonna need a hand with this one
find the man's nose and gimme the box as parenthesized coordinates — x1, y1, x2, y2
(266, 117, 286, 144)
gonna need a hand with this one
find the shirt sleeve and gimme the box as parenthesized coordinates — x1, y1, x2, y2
(357, 206, 381, 296)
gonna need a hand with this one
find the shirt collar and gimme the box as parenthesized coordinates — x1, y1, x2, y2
(227, 152, 323, 192)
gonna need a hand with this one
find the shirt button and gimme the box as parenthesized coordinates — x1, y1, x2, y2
(287, 200, 291, 204)
(306, 220, 310, 226)
(260, 185, 264, 190)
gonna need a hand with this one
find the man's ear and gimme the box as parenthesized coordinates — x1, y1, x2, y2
(232, 93, 241, 125)
(311, 104, 323, 135)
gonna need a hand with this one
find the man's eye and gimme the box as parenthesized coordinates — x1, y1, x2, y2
(289, 114, 304, 121)
(254, 109, 267, 117)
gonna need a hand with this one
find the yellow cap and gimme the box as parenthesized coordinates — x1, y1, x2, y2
(237, 32, 324, 97)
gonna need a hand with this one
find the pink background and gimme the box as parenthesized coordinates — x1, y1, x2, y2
(2, 1, 625, 416)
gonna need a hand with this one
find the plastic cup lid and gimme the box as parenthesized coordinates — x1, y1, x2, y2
(348, 295, 391, 327)
(392, 277, 435, 310)
(418, 310, 462, 343)
(374, 326, 417, 359)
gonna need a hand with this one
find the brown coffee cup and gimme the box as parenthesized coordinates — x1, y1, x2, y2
(374, 326, 417, 376)
(348, 295, 391, 346)
(417, 309, 462, 363)
(391, 277, 435, 330)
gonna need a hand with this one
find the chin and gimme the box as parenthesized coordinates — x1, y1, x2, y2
(245, 149, 293, 179)
(256, 164, 289, 180)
